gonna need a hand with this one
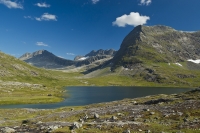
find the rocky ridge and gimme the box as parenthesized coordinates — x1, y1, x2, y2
(19, 49, 116, 69)
(102, 25, 200, 84)
(112, 25, 200, 69)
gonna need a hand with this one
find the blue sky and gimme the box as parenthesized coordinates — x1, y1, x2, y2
(0, 0, 200, 60)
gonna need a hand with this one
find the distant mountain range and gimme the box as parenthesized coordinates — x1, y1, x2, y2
(19, 49, 117, 69)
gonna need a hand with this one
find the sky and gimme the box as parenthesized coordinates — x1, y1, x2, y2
(1, 0, 200, 60)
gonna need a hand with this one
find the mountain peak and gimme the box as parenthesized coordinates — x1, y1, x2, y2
(19, 50, 52, 60)
(85, 49, 117, 57)
(19, 50, 74, 69)
(112, 24, 200, 70)
(32, 50, 50, 55)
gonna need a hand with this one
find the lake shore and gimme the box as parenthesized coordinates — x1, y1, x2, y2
(0, 86, 192, 108)
(0, 88, 200, 133)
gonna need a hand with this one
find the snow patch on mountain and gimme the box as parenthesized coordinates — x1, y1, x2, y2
(174, 63, 182, 67)
(188, 59, 200, 64)
(78, 57, 88, 61)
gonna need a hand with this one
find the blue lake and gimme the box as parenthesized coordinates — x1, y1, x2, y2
(0, 86, 192, 109)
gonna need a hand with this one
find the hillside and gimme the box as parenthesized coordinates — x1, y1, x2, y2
(112, 25, 200, 66)
(0, 51, 84, 105)
(97, 25, 199, 87)
(0, 51, 136, 105)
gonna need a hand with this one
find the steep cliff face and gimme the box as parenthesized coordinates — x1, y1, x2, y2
(112, 25, 200, 69)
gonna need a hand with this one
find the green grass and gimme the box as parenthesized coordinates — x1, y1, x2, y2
(0, 50, 200, 105)
(1, 91, 200, 132)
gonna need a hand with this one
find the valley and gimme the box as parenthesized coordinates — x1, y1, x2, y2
(1, 25, 200, 105)
(0, 25, 200, 132)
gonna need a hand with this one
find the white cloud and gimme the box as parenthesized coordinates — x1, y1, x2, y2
(35, 13, 57, 21)
(139, 0, 152, 6)
(112, 12, 150, 27)
(0, 0, 23, 9)
(66, 53, 75, 56)
(35, 2, 50, 8)
(24, 16, 31, 19)
(91, 0, 99, 4)
(24, 16, 33, 20)
(36, 42, 48, 47)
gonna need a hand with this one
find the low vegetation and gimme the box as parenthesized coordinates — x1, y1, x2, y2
(0, 89, 200, 133)
(0, 50, 199, 105)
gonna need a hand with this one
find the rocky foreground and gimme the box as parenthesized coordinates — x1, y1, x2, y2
(1, 89, 200, 133)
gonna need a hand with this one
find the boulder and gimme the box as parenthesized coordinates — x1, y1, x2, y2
(110, 116, 118, 121)
(143, 108, 150, 111)
(72, 122, 82, 129)
(1, 127, 16, 133)
(150, 112, 155, 115)
(94, 113, 99, 119)
(83, 114, 88, 121)
(123, 129, 131, 133)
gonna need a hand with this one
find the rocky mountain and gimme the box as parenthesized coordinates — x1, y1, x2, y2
(19, 50, 74, 69)
(112, 25, 200, 69)
(19, 49, 116, 69)
(85, 49, 117, 57)
(109, 25, 200, 84)
(17, 25, 200, 86)
(74, 49, 117, 67)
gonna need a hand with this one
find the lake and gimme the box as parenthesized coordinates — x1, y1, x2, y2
(0, 86, 192, 109)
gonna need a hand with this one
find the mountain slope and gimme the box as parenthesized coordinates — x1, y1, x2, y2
(112, 25, 200, 68)
(0, 51, 83, 105)
(20, 49, 117, 69)
(19, 50, 74, 69)
(107, 25, 200, 86)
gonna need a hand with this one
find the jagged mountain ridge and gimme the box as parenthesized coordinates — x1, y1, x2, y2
(74, 49, 117, 67)
(85, 49, 116, 57)
(19, 49, 117, 69)
(74, 49, 116, 61)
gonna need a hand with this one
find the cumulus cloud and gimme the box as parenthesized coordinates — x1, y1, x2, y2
(36, 42, 48, 47)
(0, 0, 23, 9)
(66, 53, 75, 56)
(35, 13, 57, 21)
(91, 0, 99, 4)
(35, 2, 50, 8)
(139, 0, 152, 6)
(112, 12, 150, 27)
